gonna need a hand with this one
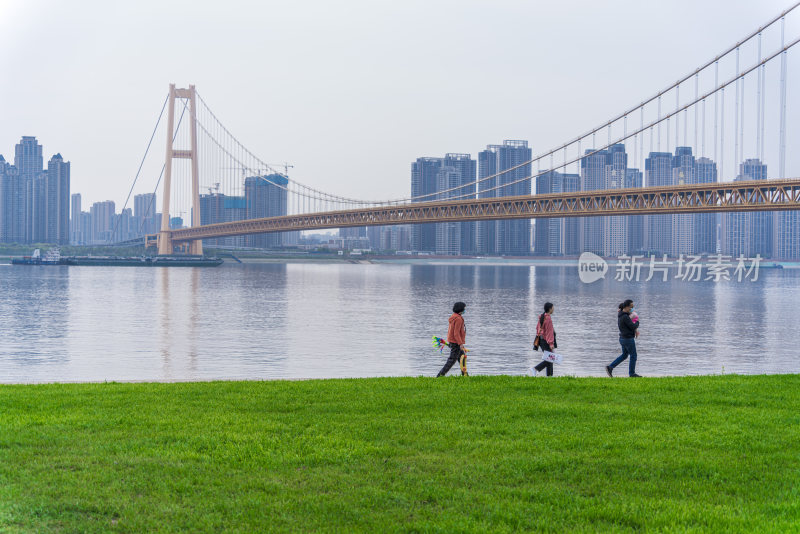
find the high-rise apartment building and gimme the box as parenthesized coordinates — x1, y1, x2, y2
(245, 174, 288, 248)
(477, 140, 532, 256)
(367, 225, 382, 251)
(602, 145, 628, 257)
(45, 153, 70, 245)
(340, 227, 367, 239)
(579, 145, 633, 256)
(693, 156, 718, 254)
(410, 153, 476, 255)
(774, 210, 800, 259)
(534, 170, 580, 256)
(410, 157, 442, 253)
(435, 167, 462, 255)
(371, 225, 411, 252)
(200, 193, 247, 248)
(13, 136, 43, 244)
(90, 200, 116, 244)
(71, 193, 82, 244)
(134, 193, 159, 236)
(443, 153, 477, 255)
(722, 159, 771, 258)
(671, 147, 695, 256)
(200, 193, 224, 247)
(576, 144, 646, 257)
(113, 208, 135, 242)
(644, 151, 673, 254)
(15, 136, 43, 178)
(0, 156, 16, 242)
(0, 138, 69, 244)
(626, 168, 645, 254)
(223, 196, 247, 247)
(79, 211, 92, 244)
(579, 148, 607, 255)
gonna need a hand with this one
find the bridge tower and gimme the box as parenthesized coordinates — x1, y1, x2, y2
(158, 84, 203, 255)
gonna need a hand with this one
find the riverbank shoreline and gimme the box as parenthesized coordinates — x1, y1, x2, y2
(224, 255, 800, 268)
(3, 253, 800, 268)
(0, 371, 794, 385)
(1, 374, 797, 532)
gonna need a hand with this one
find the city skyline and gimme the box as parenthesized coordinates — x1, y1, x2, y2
(2, 0, 799, 209)
(2, 133, 797, 259)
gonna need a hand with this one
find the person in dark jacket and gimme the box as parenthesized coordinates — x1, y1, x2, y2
(437, 301, 468, 377)
(532, 302, 557, 376)
(606, 299, 641, 377)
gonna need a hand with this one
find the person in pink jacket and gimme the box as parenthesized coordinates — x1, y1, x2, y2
(532, 302, 557, 376)
(436, 301, 468, 377)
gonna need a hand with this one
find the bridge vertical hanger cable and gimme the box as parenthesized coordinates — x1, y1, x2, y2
(702, 96, 706, 158)
(735, 47, 740, 172)
(757, 32, 763, 162)
(666, 100, 670, 153)
(639, 108, 644, 179)
(760, 33, 767, 166)
(740, 58, 745, 171)
(780, 16, 788, 177)
(657, 95, 662, 151)
(623, 115, 628, 176)
(632, 119, 638, 172)
(676, 86, 680, 148)
(683, 98, 688, 148)
(694, 73, 699, 156)
(720, 85, 725, 182)
(714, 60, 719, 164)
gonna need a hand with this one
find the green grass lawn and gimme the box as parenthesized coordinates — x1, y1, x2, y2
(1, 375, 798, 533)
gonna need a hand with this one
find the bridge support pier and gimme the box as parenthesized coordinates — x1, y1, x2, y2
(157, 231, 173, 256)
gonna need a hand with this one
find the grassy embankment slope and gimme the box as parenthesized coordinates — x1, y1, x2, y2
(1, 375, 798, 532)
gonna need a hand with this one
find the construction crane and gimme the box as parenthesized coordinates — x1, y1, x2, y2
(220, 164, 293, 179)
(267, 162, 294, 177)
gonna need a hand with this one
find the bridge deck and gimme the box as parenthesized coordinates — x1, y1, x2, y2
(165, 178, 800, 242)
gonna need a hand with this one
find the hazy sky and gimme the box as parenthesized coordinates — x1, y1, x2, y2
(1, 0, 798, 209)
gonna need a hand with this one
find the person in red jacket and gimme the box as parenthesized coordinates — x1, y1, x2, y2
(437, 301, 468, 377)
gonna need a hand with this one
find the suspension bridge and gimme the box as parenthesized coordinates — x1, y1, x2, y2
(118, 3, 800, 255)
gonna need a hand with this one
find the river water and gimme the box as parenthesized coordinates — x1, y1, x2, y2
(0, 260, 797, 382)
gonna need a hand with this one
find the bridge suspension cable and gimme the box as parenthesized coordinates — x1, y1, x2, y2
(391, 1, 800, 204)
(157, 1, 800, 225)
(109, 93, 169, 243)
(434, 33, 800, 203)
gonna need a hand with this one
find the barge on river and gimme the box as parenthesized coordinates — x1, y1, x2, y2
(64, 255, 224, 267)
(12, 250, 223, 267)
(11, 249, 69, 265)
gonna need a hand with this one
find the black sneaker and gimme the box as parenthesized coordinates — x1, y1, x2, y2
(630, 373, 642, 378)
(605, 365, 613, 377)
